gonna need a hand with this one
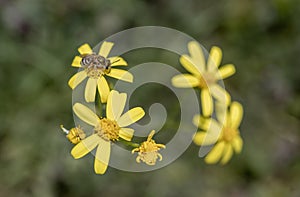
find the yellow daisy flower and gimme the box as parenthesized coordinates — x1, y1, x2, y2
(71, 90, 145, 174)
(68, 42, 133, 103)
(193, 101, 243, 164)
(172, 41, 236, 116)
(132, 130, 166, 166)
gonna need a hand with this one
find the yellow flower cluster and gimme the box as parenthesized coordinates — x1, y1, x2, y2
(62, 42, 166, 174)
(61, 40, 243, 174)
(172, 41, 244, 164)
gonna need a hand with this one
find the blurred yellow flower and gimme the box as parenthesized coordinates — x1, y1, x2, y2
(68, 42, 133, 103)
(71, 90, 145, 174)
(193, 101, 243, 164)
(132, 130, 165, 166)
(172, 41, 235, 116)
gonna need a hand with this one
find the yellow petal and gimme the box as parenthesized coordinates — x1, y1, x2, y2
(72, 56, 83, 67)
(215, 102, 228, 125)
(109, 56, 128, 67)
(193, 132, 218, 146)
(171, 74, 199, 88)
(106, 69, 133, 82)
(73, 103, 100, 126)
(220, 144, 233, 165)
(192, 114, 211, 130)
(230, 101, 243, 129)
(210, 85, 231, 106)
(201, 89, 213, 117)
(194, 118, 222, 145)
(187, 41, 205, 72)
(94, 138, 111, 174)
(85, 78, 97, 103)
(78, 43, 93, 55)
(119, 128, 134, 141)
(117, 107, 145, 127)
(179, 55, 201, 76)
(68, 71, 87, 89)
(97, 77, 110, 103)
(207, 119, 222, 136)
(204, 141, 225, 164)
(98, 41, 114, 58)
(71, 134, 100, 159)
(207, 46, 222, 72)
(106, 90, 127, 121)
(216, 64, 236, 80)
(232, 135, 243, 153)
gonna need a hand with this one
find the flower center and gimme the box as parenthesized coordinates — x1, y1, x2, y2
(139, 152, 160, 165)
(222, 127, 238, 142)
(81, 53, 111, 79)
(94, 118, 120, 141)
(199, 72, 216, 88)
(137, 139, 165, 165)
(141, 140, 160, 152)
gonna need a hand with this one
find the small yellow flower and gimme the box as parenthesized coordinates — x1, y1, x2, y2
(172, 41, 235, 116)
(68, 42, 133, 103)
(132, 130, 166, 166)
(193, 101, 243, 164)
(60, 125, 86, 144)
(71, 90, 145, 174)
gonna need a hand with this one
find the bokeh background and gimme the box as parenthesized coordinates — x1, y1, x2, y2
(1, 0, 300, 196)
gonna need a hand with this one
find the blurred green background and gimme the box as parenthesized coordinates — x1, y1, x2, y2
(1, 0, 300, 196)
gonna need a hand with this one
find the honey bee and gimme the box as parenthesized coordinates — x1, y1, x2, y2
(60, 125, 86, 144)
(81, 53, 111, 74)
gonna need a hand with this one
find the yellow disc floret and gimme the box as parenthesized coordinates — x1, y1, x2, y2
(94, 118, 120, 141)
(222, 127, 238, 142)
(132, 130, 166, 166)
(60, 125, 86, 144)
(198, 72, 216, 89)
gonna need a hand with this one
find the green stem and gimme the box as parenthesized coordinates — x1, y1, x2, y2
(95, 92, 106, 117)
(118, 139, 140, 148)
